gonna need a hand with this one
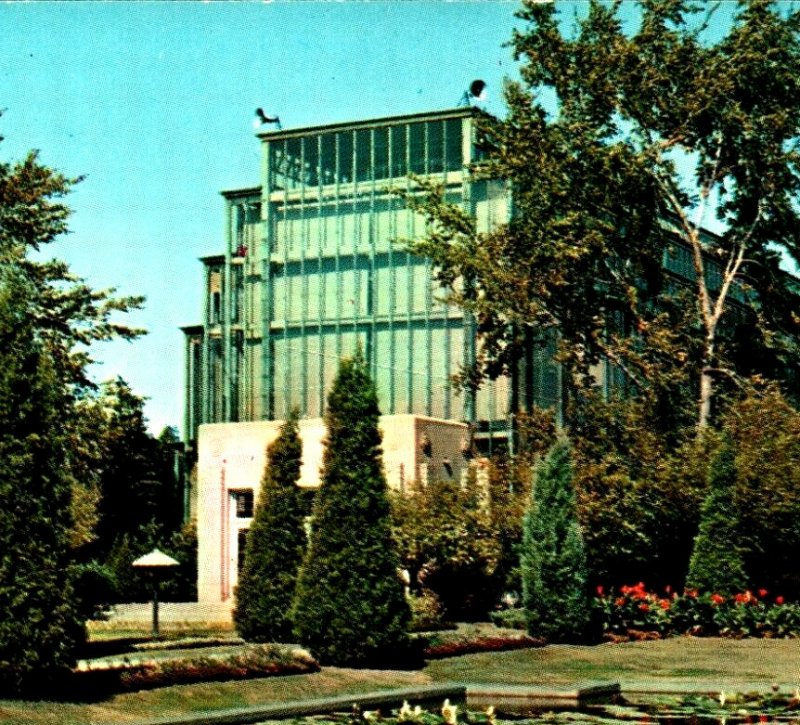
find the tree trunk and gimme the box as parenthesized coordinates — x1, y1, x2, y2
(698, 337, 715, 431)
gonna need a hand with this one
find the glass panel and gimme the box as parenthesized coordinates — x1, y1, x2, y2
(320, 133, 336, 186)
(409, 122, 425, 175)
(430, 326, 449, 418)
(393, 327, 410, 413)
(355, 129, 372, 183)
(373, 327, 392, 413)
(427, 120, 444, 174)
(304, 136, 319, 187)
(338, 131, 354, 184)
(374, 264, 392, 316)
(306, 335, 323, 417)
(410, 325, 428, 412)
(286, 137, 303, 189)
(445, 118, 463, 171)
(391, 125, 407, 177)
(374, 127, 389, 180)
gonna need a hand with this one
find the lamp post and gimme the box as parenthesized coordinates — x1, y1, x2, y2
(132, 548, 179, 638)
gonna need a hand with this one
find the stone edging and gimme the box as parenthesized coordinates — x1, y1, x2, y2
(124, 682, 625, 725)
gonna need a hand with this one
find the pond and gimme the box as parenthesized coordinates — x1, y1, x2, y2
(253, 692, 800, 725)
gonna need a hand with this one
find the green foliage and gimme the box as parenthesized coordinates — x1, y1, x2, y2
(391, 472, 501, 620)
(0, 275, 84, 693)
(103, 523, 197, 604)
(521, 438, 591, 643)
(407, 589, 450, 633)
(292, 355, 411, 666)
(725, 386, 800, 597)
(686, 439, 748, 596)
(235, 411, 306, 642)
(570, 394, 710, 590)
(95, 379, 184, 558)
(403, 0, 800, 430)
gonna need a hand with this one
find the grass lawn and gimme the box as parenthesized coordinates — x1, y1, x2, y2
(425, 637, 800, 692)
(0, 636, 798, 724)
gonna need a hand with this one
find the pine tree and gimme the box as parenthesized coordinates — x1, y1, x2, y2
(0, 275, 84, 693)
(521, 437, 590, 643)
(292, 355, 410, 666)
(686, 439, 747, 596)
(235, 411, 305, 642)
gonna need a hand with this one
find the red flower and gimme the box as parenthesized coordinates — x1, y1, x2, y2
(684, 588, 698, 598)
(776, 596, 785, 605)
(638, 603, 650, 612)
(664, 585, 672, 595)
(596, 585, 605, 597)
(659, 599, 671, 611)
(615, 597, 626, 607)
(758, 588, 768, 598)
(710, 593, 725, 605)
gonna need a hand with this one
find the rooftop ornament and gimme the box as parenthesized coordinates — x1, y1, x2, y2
(132, 548, 179, 638)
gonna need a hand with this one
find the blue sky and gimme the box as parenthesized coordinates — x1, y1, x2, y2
(0, 0, 520, 435)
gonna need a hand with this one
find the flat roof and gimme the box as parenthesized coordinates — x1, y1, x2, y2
(256, 106, 477, 142)
(220, 185, 261, 200)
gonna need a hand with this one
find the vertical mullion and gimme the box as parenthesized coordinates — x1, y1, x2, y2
(405, 123, 413, 414)
(387, 125, 396, 414)
(300, 137, 308, 417)
(334, 133, 342, 364)
(424, 122, 432, 416)
(317, 134, 325, 417)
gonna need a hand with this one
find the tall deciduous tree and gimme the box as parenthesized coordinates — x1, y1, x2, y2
(521, 437, 590, 643)
(235, 411, 306, 642)
(0, 125, 145, 676)
(292, 355, 410, 666)
(406, 0, 800, 430)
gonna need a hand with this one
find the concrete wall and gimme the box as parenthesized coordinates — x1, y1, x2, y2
(197, 414, 468, 609)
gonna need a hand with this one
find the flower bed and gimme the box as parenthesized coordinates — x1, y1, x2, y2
(419, 625, 543, 659)
(597, 583, 800, 639)
(74, 644, 319, 695)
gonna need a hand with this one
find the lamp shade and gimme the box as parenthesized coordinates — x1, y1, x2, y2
(132, 548, 179, 568)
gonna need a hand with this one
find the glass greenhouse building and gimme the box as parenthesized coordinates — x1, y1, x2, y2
(182, 107, 563, 453)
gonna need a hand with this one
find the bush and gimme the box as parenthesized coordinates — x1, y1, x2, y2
(408, 589, 452, 632)
(292, 354, 411, 666)
(235, 411, 306, 642)
(521, 438, 591, 643)
(686, 439, 748, 596)
(489, 607, 527, 631)
(391, 472, 502, 621)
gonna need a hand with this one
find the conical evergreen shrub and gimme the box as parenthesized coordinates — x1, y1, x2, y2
(0, 277, 84, 694)
(686, 439, 747, 595)
(521, 437, 590, 643)
(235, 410, 305, 642)
(291, 354, 410, 666)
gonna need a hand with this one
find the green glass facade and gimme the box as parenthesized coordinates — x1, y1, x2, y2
(182, 108, 562, 448)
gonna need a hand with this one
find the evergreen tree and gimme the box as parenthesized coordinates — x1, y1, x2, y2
(292, 355, 410, 666)
(521, 437, 590, 643)
(235, 411, 305, 642)
(0, 275, 84, 693)
(686, 439, 747, 596)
